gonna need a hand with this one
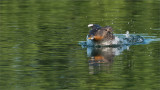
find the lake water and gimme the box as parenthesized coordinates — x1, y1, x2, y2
(0, 0, 160, 90)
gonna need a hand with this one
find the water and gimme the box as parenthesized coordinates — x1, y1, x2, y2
(0, 0, 160, 90)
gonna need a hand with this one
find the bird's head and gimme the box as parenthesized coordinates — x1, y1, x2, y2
(87, 24, 114, 41)
(88, 24, 102, 40)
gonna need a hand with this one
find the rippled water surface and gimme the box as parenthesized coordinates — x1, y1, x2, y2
(0, 0, 160, 90)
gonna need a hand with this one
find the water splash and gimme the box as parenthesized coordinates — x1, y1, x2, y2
(79, 33, 159, 47)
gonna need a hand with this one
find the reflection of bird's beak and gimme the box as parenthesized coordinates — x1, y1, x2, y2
(94, 55, 104, 60)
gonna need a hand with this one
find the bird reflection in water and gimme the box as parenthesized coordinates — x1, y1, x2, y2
(87, 46, 129, 74)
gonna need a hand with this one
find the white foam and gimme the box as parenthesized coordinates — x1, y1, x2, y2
(123, 31, 130, 38)
(101, 36, 122, 45)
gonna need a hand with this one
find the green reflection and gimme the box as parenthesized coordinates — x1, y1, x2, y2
(0, 0, 160, 90)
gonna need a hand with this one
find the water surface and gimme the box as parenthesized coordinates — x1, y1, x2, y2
(0, 0, 160, 90)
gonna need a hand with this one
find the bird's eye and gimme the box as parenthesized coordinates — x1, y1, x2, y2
(105, 29, 108, 31)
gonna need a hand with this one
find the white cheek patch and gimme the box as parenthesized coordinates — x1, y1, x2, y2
(88, 24, 93, 27)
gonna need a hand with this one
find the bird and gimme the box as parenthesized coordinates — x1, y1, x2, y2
(87, 24, 121, 46)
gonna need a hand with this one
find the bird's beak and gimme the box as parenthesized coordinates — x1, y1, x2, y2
(88, 36, 94, 40)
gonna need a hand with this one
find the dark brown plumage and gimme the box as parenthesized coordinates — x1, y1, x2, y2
(88, 24, 115, 45)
